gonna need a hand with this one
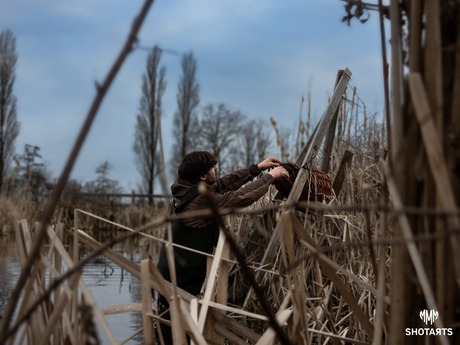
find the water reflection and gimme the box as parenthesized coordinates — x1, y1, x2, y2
(83, 239, 145, 344)
(0, 237, 21, 323)
(0, 234, 148, 344)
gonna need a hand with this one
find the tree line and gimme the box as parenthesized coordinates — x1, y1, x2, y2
(133, 45, 289, 200)
(0, 29, 295, 205)
(0, 28, 383, 206)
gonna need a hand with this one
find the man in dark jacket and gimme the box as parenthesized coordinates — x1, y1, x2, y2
(155, 151, 288, 343)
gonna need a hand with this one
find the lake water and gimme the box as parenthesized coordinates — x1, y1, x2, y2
(0, 235, 148, 344)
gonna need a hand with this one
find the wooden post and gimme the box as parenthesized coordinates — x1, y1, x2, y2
(320, 70, 344, 173)
(286, 68, 351, 205)
(387, 1, 412, 344)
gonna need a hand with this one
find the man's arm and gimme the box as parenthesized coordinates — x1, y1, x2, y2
(210, 165, 289, 209)
(212, 157, 282, 192)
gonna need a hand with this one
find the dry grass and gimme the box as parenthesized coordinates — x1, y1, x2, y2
(0, 154, 389, 345)
(222, 151, 388, 344)
(0, 197, 41, 237)
(3, 0, 459, 343)
(0, 83, 392, 345)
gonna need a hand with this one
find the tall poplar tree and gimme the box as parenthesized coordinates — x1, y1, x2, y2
(0, 29, 20, 193)
(171, 51, 200, 175)
(133, 45, 166, 202)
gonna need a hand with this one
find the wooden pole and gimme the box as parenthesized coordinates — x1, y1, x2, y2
(286, 68, 351, 205)
(321, 70, 345, 173)
(388, 1, 412, 344)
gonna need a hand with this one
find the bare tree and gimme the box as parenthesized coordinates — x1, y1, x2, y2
(240, 118, 273, 167)
(0, 29, 20, 193)
(133, 45, 166, 201)
(84, 160, 123, 195)
(197, 103, 244, 175)
(15, 144, 51, 203)
(171, 51, 200, 175)
(270, 117, 293, 162)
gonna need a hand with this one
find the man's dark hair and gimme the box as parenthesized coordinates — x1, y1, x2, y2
(178, 151, 217, 183)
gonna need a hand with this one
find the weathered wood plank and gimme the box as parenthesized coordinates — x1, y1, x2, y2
(197, 231, 226, 332)
(286, 68, 351, 204)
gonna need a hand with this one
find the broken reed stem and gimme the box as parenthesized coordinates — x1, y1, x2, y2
(0, 0, 155, 337)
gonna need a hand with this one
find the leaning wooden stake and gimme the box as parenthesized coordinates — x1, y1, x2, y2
(197, 231, 226, 333)
(321, 70, 344, 173)
(254, 70, 352, 305)
(286, 68, 351, 204)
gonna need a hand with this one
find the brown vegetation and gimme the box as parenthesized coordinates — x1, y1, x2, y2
(0, 197, 40, 237)
(2, 1, 460, 344)
(0, 75, 389, 345)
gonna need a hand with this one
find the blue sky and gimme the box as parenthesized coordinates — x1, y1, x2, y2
(1, 0, 387, 192)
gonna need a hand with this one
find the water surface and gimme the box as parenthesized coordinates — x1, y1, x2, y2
(0, 236, 148, 344)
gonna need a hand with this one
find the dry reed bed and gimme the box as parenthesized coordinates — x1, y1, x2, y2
(3, 1, 459, 343)
(0, 70, 391, 344)
(0, 2, 393, 342)
(1, 149, 390, 345)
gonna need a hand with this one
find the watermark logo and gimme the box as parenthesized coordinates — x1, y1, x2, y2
(405, 309, 453, 337)
(419, 309, 438, 325)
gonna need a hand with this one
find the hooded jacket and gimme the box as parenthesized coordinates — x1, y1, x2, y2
(157, 164, 274, 298)
(170, 164, 274, 227)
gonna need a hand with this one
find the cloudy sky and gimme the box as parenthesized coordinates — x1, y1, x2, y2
(1, 0, 387, 192)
